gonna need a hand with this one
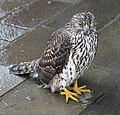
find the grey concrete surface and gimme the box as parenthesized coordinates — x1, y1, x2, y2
(0, 65, 25, 97)
(53, 0, 82, 4)
(0, 23, 28, 50)
(0, 26, 55, 65)
(45, 0, 120, 30)
(0, 0, 120, 115)
(0, 80, 85, 115)
(80, 84, 120, 115)
(0, 0, 39, 19)
(3, 0, 71, 28)
(0, 18, 120, 115)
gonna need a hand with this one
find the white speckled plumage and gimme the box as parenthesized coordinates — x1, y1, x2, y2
(9, 12, 98, 94)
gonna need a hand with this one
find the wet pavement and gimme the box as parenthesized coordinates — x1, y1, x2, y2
(0, 65, 25, 97)
(0, 23, 28, 50)
(0, 0, 120, 115)
(0, 26, 55, 65)
(3, 0, 71, 28)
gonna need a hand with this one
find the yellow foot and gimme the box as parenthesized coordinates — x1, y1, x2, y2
(60, 88, 79, 103)
(68, 80, 91, 94)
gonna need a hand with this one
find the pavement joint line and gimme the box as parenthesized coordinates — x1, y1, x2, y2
(42, 3, 74, 27)
(79, 93, 105, 115)
(0, 0, 41, 22)
(33, 4, 73, 29)
(0, 34, 28, 52)
(79, 81, 120, 114)
(0, 0, 73, 30)
(1, 20, 31, 30)
(0, 77, 28, 98)
(79, 85, 119, 115)
(99, 12, 120, 32)
(0, 25, 56, 52)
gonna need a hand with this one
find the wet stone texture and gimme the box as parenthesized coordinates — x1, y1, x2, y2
(80, 84, 120, 115)
(0, 0, 39, 19)
(53, 0, 82, 4)
(0, 8, 6, 19)
(0, 23, 28, 50)
(3, 0, 71, 28)
(45, 0, 120, 30)
(0, 26, 55, 65)
(0, 80, 85, 115)
(0, 0, 7, 18)
(0, 65, 25, 97)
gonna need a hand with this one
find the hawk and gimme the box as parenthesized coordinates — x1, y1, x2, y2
(9, 12, 98, 103)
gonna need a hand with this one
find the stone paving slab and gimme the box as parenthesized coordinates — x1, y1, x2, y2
(53, 0, 82, 4)
(0, 26, 55, 99)
(0, 0, 120, 115)
(0, 23, 28, 50)
(45, 0, 120, 30)
(3, 0, 71, 28)
(0, 79, 85, 115)
(0, 65, 25, 97)
(0, 11, 120, 115)
(0, 26, 55, 65)
(79, 83, 120, 115)
(0, 8, 6, 19)
(0, 0, 39, 19)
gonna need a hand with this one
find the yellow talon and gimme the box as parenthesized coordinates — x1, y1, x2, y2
(68, 80, 91, 94)
(60, 80, 91, 103)
(60, 88, 79, 103)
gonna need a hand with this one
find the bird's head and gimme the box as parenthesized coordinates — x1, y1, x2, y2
(71, 12, 96, 34)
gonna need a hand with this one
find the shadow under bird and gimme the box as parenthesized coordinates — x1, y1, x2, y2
(9, 12, 98, 103)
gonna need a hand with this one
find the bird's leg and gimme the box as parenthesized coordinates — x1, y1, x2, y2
(60, 88, 79, 103)
(68, 80, 91, 94)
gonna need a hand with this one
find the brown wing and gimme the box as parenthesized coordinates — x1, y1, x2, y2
(37, 28, 72, 84)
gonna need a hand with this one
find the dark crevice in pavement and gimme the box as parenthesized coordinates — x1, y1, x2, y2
(93, 93, 104, 103)
(0, 77, 28, 98)
(79, 83, 120, 115)
(79, 93, 105, 114)
(79, 75, 120, 115)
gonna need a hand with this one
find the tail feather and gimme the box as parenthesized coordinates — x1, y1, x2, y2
(9, 60, 37, 75)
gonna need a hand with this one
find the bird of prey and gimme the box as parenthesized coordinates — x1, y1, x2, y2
(9, 12, 98, 103)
